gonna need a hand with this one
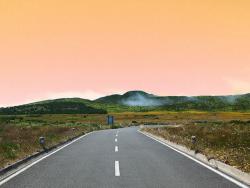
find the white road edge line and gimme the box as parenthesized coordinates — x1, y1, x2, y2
(115, 138, 117, 142)
(115, 146, 118, 152)
(138, 130, 248, 188)
(0, 132, 94, 186)
(115, 161, 120, 176)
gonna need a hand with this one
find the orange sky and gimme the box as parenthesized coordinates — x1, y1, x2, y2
(0, 0, 250, 106)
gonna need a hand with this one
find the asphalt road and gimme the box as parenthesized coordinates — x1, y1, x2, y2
(0, 127, 243, 188)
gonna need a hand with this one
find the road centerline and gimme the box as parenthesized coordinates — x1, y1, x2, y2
(115, 146, 118, 152)
(115, 161, 120, 177)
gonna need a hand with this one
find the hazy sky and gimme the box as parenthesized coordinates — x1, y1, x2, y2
(0, 0, 250, 107)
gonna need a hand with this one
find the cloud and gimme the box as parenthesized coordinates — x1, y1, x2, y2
(121, 93, 164, 106)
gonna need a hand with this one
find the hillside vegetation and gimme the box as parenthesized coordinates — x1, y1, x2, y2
(97, 91, 250, 111)
(0, 91, 250, 115)
(0, 99, 107, 115)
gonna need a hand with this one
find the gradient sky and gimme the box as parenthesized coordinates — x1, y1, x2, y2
(0, 0, 250, 107)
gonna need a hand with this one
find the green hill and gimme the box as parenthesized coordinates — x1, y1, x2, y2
(94, 91, 250, 111)
(0, 91, 250, 114)
(0, 98, 107, 115)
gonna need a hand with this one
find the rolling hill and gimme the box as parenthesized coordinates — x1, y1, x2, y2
(0, 91, 250, 114)
(0, 98, 107, 115)
(95, 91, 250, 111)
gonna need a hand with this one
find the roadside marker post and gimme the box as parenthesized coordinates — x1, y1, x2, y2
(107, 115, 114, 127)
(39, 137, 47, 151)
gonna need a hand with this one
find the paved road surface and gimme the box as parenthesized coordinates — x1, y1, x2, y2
(0, 127, 243, 188)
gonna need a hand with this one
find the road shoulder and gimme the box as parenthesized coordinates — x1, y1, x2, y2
(139, 129, 250, 187)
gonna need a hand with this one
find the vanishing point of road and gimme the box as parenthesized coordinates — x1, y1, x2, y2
(0, 127, 245, 188)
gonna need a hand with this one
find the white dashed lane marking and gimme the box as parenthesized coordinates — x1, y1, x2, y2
(115, 146, 118, 152)
(115, 161, 120, 176)
(115, 131, 120, 176)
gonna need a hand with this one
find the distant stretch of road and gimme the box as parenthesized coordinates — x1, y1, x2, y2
(0, 127, 245, 188)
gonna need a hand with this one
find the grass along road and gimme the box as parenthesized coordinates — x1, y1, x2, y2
(142, 121, 250, 173)
(1, 112, 250, 172)
(0, 128, 242, 188)
(0, 115, 111, 169)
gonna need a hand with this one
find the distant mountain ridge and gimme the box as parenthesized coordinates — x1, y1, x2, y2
(0, 91, 250, 114)
(95, 91, 161, 106)
(95, 90, 250, 107)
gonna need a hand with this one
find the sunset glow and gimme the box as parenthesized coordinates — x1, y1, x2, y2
(0, 0, 250, 107)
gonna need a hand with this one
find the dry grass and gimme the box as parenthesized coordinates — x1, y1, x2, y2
(0, 124, 92, 168)
(143, 121, 250, 173)
(110, 111, 250, 128)
(0, 114, 112, 169)
(6, 111, 249, 126)
(1, 111, 250, 171)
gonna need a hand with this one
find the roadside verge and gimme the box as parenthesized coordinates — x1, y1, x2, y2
(0, 131, 94, 185)
(139, 130, 250, 187)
